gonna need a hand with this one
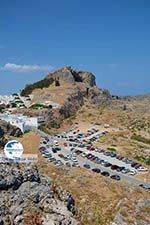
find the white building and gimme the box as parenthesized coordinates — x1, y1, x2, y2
(0, 112, 38, 133)
(0, 95, 14, 105)
(0, 93, 32, 108)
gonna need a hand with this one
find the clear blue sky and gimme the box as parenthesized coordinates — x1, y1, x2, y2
(0, 0, 150, 95)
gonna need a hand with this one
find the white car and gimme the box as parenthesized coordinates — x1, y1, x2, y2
(72, 158, 78, 162)
(137, 167, 148, 172)
(128, 169, 137, 176)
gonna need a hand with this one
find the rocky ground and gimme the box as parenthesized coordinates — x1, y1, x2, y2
(0, 163, 80, 225)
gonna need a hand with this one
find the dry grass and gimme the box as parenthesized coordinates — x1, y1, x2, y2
(38, 158, 150, 225)
(17, 131, 40, 154)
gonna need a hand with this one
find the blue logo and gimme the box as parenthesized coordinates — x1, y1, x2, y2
(4, 140, 24, 159)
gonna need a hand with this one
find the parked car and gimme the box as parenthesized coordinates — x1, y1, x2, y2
(104, 162, 112, 167)
(137, 166, 148, 172)
(101, 171, 110, 177)
(111, 165, 119, 170)
(52, 148, 57, 153)
(83, 163, 91, 169)
(139, 184, 150, 190)
(110, 175, 121, 180)
(116, 166, 125, 172)
(110, 152, 117, 157)
(128, 169, 137, 176)
(92, 168, 101, 173)
(58, 154, 64, 158)
(121, 168, 130, 174)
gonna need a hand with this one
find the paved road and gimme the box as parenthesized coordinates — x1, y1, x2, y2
(34, 128, 150, 187)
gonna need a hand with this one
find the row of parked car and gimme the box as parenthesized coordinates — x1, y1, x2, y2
(83, 163, 121, 180)
(55, 127, 104, 142)
(60, 130, 146, 175)
(95, 148, 148, 172)
(67, 141, 148, 174)
(71, 150, 136, 175)
(59, 127, 148, 175)
(39, 136, 150, 189)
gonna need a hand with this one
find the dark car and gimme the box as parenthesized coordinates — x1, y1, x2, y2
(52, 148, 57, 153)
(111, 165, 119, 170)
(116, 166, 125, 172)
(49, 158, 56, 162)
(110, 175, 121, 180)
(104, 162, 112, 167)
(45, 137, 49, 142)
(92, 168, 101, 173)
(116, 155, 124, 160)
(93, 156, 99, 162)
(58, 154, 64, 158)
(87, 154, 94, 159)
(55, 147, 61, 151)
(83, 163, 91, 169)
(131, 162, 138, 167)
(90, 156, 97, 161)
(101, 171, 110, 177)
(134, 163, 142, 169)
(139, 184, 150, 190)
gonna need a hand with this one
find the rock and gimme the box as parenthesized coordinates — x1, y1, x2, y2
(46, 66, 96, 87)
(0, 120, 22, 149)
(14, 215, 24, 225)
(0, 164, 79, 225)
(46, 66, 75, 85)
(77, 71, 96, 87)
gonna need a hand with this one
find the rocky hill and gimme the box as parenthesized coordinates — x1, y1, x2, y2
(20, 66, 111, 130)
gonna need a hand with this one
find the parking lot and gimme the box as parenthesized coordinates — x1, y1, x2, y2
(36, 124, 150, 189)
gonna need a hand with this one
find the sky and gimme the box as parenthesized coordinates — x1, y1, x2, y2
(0, 0, 150, 95)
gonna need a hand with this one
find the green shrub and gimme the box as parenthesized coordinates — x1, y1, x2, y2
(30, 103, 52, 109)
(131, 134, 150, 145)
(134, 155, 150, 165)
(21, 77, 54, 96)
(107, 147, 116, 151)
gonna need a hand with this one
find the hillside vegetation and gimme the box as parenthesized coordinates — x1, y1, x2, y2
(21, 77, 54, 96)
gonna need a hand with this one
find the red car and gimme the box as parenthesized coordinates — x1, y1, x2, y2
(111, 165, 119, 170)
(58, 154, 64, 158)
(116, 155, 124, 160)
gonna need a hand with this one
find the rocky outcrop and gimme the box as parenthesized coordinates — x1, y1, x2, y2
(59, 88, 84, 119)
(88, 88, 112, 106)
(0, 164, 80, 225)
(0, 120, 22, 137)
(0, 120, 22, 149)
(46, 66, 96, 87)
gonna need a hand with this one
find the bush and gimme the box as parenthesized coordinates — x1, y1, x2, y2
(134, 155, 150, 165)
(30, 103, 52, 109)
(21, 77, 54, 96)
(107, 147, 116, 151)
(131, 134, 150, 145)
